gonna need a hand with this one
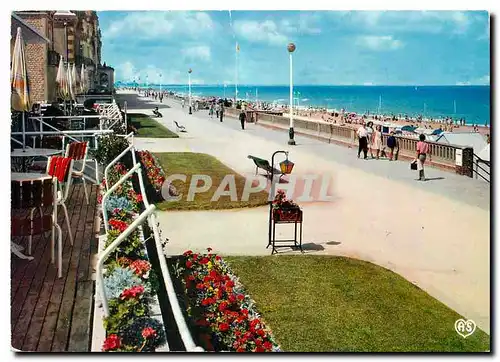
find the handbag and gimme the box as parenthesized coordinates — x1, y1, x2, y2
(410, 160, 418, 170)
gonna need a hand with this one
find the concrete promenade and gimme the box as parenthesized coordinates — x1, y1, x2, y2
(119, 90, 490, 333)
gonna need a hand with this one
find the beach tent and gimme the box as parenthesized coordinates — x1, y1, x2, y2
(401, 125, 417, 132)
(431, 128, 443, 136)
(435, 132, 488, 155)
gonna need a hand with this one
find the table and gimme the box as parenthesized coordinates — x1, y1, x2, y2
(11, 173, 54, 260)
(11, 148, 62, 172)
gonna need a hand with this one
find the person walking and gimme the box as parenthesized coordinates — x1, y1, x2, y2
(209, 103, 214, 118)
(366, 121, 374, 158)
(386, 131, 398, 161)
(219, 104, 225, 122)
(415, 134, 431, 181)
(215, 103, 220, 119)
(372, 125, 383, 159)
(356, 123, 369, 159)
(239, 110, 246, 130)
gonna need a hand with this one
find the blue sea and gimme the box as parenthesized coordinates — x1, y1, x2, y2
(122, 84, 491, 125)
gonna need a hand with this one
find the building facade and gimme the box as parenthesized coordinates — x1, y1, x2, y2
(12, 10, 112, 103)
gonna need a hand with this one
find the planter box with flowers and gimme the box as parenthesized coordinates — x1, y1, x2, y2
(174, 248, 283, 352)
(92, 162, 168, 352)
(272, 190, 302, 223)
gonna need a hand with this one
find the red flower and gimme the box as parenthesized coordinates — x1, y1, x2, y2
(200, 257, 209, 265)
(186, 261, 193, 269)
(215, 256, 221, 261)
(236, 347, 246, 352)
(236, 294, 245, 301)
(263, 341, 273, 350)
(228, 294, 236, 303)
(219, 323, 230, 332)
(142, 327, 157, 339)
(255, 346, 265, 352)
(257, 329, 266, 337)
(102, 334, 121, 351)
(218, 302, 228, 312)
(120, 285, 145, 300)
(183, 250, 193, 256)
(129, 259, 151, 276)
(196, 283, 205, 290)
(136, 194, 143, 202)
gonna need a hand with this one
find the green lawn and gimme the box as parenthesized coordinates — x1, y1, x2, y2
(154, 152, 269, 211)
(129, 113, 178, 138)
(225, 255, 490, 352)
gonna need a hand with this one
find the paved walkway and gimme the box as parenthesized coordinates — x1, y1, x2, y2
(119, 90, 490, 333)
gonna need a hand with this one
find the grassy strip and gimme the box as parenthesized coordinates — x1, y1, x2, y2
(129, 113, 178, 138)
(154, 152, 269, 211)
(225, 255, 490, 352)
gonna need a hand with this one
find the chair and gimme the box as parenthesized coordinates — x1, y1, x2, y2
(46, 156, 75, 247)
(11, 178, 63, 277)
(65, 141, 89, 204)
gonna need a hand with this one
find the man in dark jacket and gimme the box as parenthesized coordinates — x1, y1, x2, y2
(387, 131, 398, 161)
(220, 105, 224, 122)
(239, 110, 246, 130)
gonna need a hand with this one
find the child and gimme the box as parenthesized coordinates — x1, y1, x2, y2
(387, 131, 397, 161)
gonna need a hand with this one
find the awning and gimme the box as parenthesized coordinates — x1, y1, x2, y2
(11, 13, 50, 44)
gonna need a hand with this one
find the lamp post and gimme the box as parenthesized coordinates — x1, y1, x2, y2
(159, 73, 162, 93)
(287, 43, 296, 145)
(188, 68, 192, 115)
(146, 75, 149, 89)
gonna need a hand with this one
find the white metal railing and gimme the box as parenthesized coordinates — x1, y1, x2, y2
(98, 147, 203, 351)
(101, 162, 141, 234)
(149, 212, 204, 352)
(97, 204, 156, 316)
(103, 133, 135, 189)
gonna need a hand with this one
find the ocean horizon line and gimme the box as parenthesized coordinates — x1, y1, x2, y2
(117, 83, 490, 88)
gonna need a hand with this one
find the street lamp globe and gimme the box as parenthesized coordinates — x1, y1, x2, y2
(287, 43, 296, 53)
(188, 68, 192, 74)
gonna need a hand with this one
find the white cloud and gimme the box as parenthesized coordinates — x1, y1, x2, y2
(337, 11, 478, 35)
(234, 20, 287, 45)
(280, 14, 322, 35)
(356, 35, 404, 51)
(103, 11, 216, 40)
(233, 15, 322, 46)
(115, 61, 188, 84)
(181, 46, 211, 61)
(475, 75, 490, 85)
(456, 75, 489, 86)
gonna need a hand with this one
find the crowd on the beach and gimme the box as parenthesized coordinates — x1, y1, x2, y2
(122, 86, 489, 136)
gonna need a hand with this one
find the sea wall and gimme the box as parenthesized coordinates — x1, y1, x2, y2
(225, 108, 475, 176)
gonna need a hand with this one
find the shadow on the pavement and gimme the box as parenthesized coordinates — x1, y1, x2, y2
(326, 240, 342, 245)
(425, 177, 446, 181)
(302, 242, 325, 251)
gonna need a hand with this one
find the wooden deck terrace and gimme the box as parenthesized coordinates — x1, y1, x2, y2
(11, 183, 99, 352)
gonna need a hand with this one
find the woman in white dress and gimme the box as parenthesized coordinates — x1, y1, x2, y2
(372, 125, 383, 159)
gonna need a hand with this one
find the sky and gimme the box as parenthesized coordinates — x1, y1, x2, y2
(97, 10, 490, 86)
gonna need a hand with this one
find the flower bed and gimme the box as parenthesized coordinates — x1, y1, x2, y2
(97, 162, 166, 352)
(137, 150, 178, 200)
(175, 248, 282, 352)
